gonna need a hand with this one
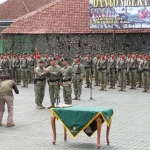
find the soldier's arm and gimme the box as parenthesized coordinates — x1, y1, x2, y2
(80, 64, 85, 77)
(35, 67, 46, 77)
(12, 82, 19, 94)
(70, 66, 75, 82)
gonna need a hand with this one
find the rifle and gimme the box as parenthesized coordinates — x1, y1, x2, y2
(98, 60, 107, 71)
(129, 59, 138, 71)
(141, 61, 149, 72)
(118, 61, 125, 72)
(110, 60, 116, 73)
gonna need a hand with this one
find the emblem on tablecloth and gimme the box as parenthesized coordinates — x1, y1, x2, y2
(73, 126, 76, 131)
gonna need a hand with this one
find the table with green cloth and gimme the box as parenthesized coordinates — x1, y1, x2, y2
(50, 106, 114, 149)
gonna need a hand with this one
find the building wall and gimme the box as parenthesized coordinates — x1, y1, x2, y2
(3, 33, 150, 58)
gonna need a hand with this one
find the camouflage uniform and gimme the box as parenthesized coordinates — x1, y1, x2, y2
(128, 59, 138, 89)
(97, 58, 108, 90)
(60, 65, 74, 104)
(28, 57, 35, 83)
(20, 58, 28, 87)
(34, 65, 46, 108)
(72, 62, 84, 99)
(117, 59, 127, 91)
(137, 58, 143, 87)
(46, 64, 61, 106)
(10, 57, 15, 79)
(93, 57, 100, 85)
(140, 59, 150, 92)
(126, 57, 131, 85)
(108, 58, 116, 88)
(84, 57, 93, 87)
(14, 58, 21, 84)
(2, 58, 10, 76)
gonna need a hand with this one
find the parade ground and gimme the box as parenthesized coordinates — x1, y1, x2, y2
(0, 81, 149, 150)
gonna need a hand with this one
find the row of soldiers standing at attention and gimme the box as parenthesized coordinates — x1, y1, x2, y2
(0, 50, 150, 109)
(83, 51, 150, 92)
(0, 53, 63, 88)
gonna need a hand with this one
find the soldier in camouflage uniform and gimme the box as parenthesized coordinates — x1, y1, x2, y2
(60, 58, 74, 105)
(126, 53, 131, 85)
(128, 54, 138, 89)
(117, 54, 127, 92)
(137, 53, 144, 88)
(84, 53, 93, 88)
(34, 59, 46, 109)
(14, 55, 21, 85)
(97, 53, 108, 91)
(139, 54, 150, 92)
(93, 53, 100, 86)
(28, 54, 35, 83)
(2, 56, 10, 76)
(108, 53, 116, 89)
(72, 56, 84, 100)
(20, 53, 28, 87)
(45, 58, 61, 108)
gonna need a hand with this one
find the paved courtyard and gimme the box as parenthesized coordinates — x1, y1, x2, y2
(0, 81, 150, 150)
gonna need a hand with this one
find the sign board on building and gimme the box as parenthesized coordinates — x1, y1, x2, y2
(90, 0, 150, 29)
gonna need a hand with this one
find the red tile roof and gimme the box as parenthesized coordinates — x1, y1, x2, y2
(2, 0, 150, 34)
(0, 0, 53, 20)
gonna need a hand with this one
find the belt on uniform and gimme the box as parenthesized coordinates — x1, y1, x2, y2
(110, 68, 116, 70)
(36, 79, 45, 81)
(122, 68, 127, 70)
(21, 67, 27, 69)
(30, 65, 34, 66)
(130, 68, 137, 70)
(75, 73, 81, 75)
(48, 79, 60, 82)
(62, 78, 71, 82)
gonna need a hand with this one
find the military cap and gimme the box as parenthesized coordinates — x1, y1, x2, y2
(100, 53, 104, 55)
(50, 57, 56, 61)
(77, 51, 81, 54)
(74, 56, 79, 58)
(87, 52, 91, 54)
(38, 59, 44, 63)
(62, 57, 68, 61)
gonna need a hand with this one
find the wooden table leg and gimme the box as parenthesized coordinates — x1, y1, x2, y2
(96, 116, 102, 149)
(64, 126, 67, 141)
(51, 115, 56, 145)
(106, 121, 111, 146)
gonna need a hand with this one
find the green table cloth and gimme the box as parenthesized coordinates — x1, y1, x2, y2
(50, 106, 113, 138)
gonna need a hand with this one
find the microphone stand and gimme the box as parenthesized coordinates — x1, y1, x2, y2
(88, 68, 95, 101)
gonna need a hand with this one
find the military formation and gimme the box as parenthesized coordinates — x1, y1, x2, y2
(0, 51, 150, 109)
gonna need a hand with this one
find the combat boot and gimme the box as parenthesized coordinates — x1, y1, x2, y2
(47, 103, 55, 109)
(36, 105, 43, 109)
(142, 88, 147, 92)
(73, 95, 78, 100)
(7, 123, 15, 127)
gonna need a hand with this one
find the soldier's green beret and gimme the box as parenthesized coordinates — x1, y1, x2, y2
(38, 59, 44, 63)
(62, 57, 68, 61)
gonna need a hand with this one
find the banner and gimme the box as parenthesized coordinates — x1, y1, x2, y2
(90, 0, 150, 29)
